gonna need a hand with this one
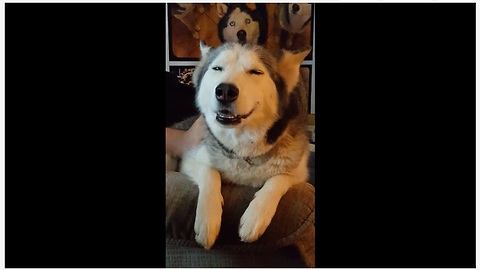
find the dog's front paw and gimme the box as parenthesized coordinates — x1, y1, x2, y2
(194, 194, 223, 249)
(238, 198, 276, 243)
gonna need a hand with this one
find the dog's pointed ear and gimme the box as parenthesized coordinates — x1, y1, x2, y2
(216, 4, 228, 18)
(193, 41, 211, 88)
(277, 46, 312, 93)
(199, 40, 211, 58)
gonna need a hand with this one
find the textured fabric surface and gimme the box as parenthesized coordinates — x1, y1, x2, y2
(293, 224, 315, 267)
(166, 244, 307, 268)
(165, 171, 315, 251)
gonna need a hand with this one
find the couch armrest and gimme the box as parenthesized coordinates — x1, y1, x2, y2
(165, 171, 315, 252)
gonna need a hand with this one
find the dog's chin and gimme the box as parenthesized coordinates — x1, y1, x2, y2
(215, 108, 254, 127)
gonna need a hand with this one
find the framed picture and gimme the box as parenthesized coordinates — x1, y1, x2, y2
(168, 66, 196, 86)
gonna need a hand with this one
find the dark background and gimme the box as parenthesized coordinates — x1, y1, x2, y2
(5, 3, 475, 268)
(316, 3, 475, 268)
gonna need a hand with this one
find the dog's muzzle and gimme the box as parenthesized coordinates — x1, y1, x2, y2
(216, 83, 239, 104)
(237, 30, 247, 44)
(292, 4, 300, 14)
(215, 108, 254, 126)
(214, 83, 255, 125)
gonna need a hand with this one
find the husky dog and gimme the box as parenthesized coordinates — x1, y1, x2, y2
(274, 3, 312, 49)
(217, 4, 268, 45)
(167, 42, 311, 249)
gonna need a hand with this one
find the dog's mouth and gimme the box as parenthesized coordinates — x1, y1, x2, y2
(238, 37, 247, 45)
(216, 108, 254, 126)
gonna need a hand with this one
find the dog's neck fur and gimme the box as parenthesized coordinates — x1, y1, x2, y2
(205, 119, 279, 164)
(204, 110, 298, 165)
(206, 124, 257, 165)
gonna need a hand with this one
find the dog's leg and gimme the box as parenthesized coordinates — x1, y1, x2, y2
(181, 149, 224, 249)
(238, 174, 296, 242)
(194, 167, 223, 249)
(239, 150, 310, 242)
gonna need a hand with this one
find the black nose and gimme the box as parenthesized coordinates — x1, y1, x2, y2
(292, 4, 300, 14)
(237, 30, 246, 40)
(215, 83, 239, 104)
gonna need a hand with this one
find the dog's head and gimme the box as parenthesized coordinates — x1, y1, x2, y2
(218, 4, 267, 45)
(278, 3, 312, 33)
(193, 42, 311, 132)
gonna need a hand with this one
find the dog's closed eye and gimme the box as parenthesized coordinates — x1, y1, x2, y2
(249, 69, 263, 75)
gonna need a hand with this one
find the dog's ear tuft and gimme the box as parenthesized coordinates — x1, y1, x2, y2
(193, 41, 211, 88)
(282, 46, 311, 67)
(277, 46, 312, 93)
(199, 40, 211, 58)
(216, 4, 228, 18)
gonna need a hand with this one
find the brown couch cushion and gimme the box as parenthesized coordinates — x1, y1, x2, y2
(165, 171, 315, 252)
